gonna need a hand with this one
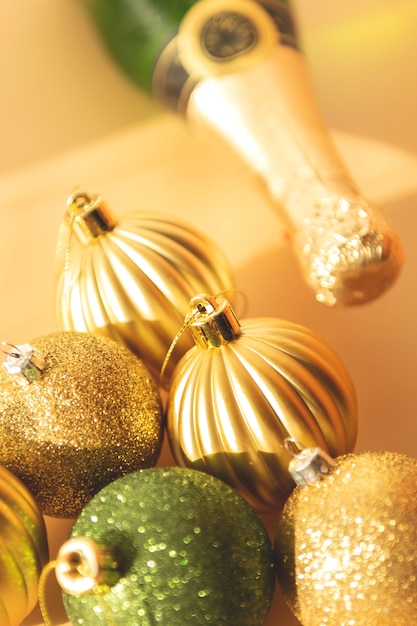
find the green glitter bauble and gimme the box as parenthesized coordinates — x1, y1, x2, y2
(63, 467, 275, 625)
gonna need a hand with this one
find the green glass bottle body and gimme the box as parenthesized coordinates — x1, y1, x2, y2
(84, 0, 297, 102)
(84, 0, 197, 92)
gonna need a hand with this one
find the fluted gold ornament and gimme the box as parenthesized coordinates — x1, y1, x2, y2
(55, 190, 234, 381)
(275, 450, 417, 625)
(0, 465, 49, 625)
(0, 332, 164, 518)
(166, 294, 357, 514)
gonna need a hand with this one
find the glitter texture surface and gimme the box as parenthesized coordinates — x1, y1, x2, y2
(294, 197, 403, 306)
(274, 451, 417, 625)
(63, 466, 275, 625)
(0, 332, 164, 518)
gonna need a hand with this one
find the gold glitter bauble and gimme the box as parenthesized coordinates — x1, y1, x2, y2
(167, 294, 357, 514)
(274, 451, 417, 625)
(55, 190, 234, 381)
(0, 332, 164, 518)
(0, 465, 48, 624)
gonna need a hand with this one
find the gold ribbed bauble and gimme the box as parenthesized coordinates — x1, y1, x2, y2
(166, 294, 357, 514)
(0, 464, 49, 625)
(55, 190, 234, 381)
(274, 451, 417, 625)
(0, 332, 163, 518)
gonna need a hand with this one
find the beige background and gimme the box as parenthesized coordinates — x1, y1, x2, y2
(0, 1, 416, 624)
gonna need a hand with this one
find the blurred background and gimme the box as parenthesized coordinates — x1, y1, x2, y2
(0, 0, 416, 174)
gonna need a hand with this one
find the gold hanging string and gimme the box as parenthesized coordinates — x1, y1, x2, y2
(55, 190, 93, 315)
(159, 311, 199, 391)
(38, 560, 58, 626)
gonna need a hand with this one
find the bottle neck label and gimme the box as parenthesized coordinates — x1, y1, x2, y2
(153, 0, 298, 115)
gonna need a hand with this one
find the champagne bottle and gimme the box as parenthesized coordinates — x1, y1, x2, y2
(84, 0, 403, 306)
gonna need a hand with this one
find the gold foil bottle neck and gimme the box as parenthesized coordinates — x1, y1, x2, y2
(67, 190, 117, 244)
(185, 40, 403, 306)
(187, 294, 241, 349)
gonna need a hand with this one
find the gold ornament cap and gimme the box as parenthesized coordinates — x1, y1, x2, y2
(1, 342, 46, 386)
(55, 537, 121, 595)
(186, 294, 241, 348)
(67, 190, 117, 244)
(285, 438, 336, 488)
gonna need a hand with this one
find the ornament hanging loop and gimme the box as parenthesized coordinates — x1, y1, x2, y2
(284, 437, 336, 488)
(55, 536, 121, 595)
(284, 437, 305, 457)
(189, 294, 219, 317)
(1, 341, 46, 386)
(69, 190, 93, 210)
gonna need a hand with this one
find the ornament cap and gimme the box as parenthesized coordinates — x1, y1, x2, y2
(187, 293, 241, 348)
(285, 438, 336, 487)
(55, 536, 121, 595)
(67, 190, 117, 243)
(1, 342, 46, 386)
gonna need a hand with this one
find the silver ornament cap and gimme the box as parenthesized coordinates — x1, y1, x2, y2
(285, 438, 336, 487)
(1, 342, 46, 386)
